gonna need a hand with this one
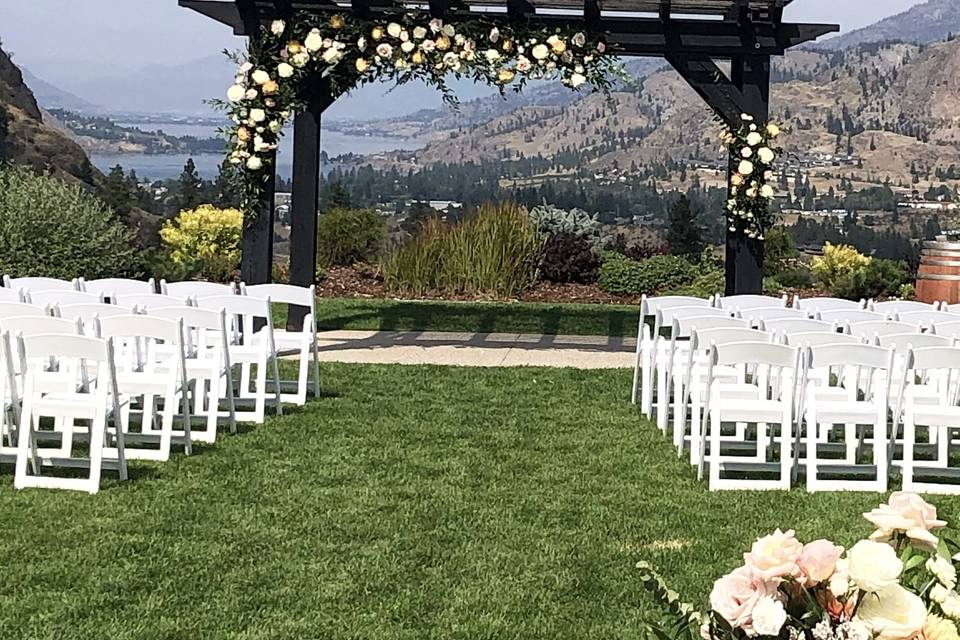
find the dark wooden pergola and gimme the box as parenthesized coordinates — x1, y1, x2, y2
(183, 0, 837, 327)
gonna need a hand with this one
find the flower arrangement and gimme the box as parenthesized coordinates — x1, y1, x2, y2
(722, 114, 783, 241)
(639, 492, 960, 640)
(219, 12, 621, 219)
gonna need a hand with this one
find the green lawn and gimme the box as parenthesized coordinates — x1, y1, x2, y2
(2, 364, 953, 638)
(304, 298, 640, 337)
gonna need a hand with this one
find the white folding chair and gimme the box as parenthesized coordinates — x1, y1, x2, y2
(161, 280, 238, 299)
(705, 341, 801, 491)
(816, 309, 885, 326)
(3, 276, 79, 293)
(715, 294, 788, 314)
(902, 346, 960, 494)
(57, 303, 132, 336)
(745, 307, 805, 328)
(631, 295, 713, 410)
(196, 296, 283, 424)
(896, 310, 958, 332)
(0, 287, 25, 303)
(14, 334, 127, 494)
(793, 297, 866, 315)
(762, 317, 835, 336)
(147, 306, 237, 443)
(241, 283, 320, 405)
(871, 300, 939, 315)
(98, 315, 192, 462)
(848, 320, 918, 342)
(801, 343, 895, 492)
(27, 290, 105, 307)
(80, 277, 156, 297)
(115, 294, 190, 313)
(0, 302, 49, 320)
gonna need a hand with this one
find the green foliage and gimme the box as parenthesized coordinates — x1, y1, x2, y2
(316, 207, 385, 267)
(598, 254, 699, 296)
(0, 165, 138, 279)
(539, 232, 600, 284)
(383, 201, 542, 298)
(529, 202, 607, 249)
(159, 204, 243, 282)
(102, 164, 132, 221)
(898, 283, 917, 301)
(671, 269, 725, 298)
(763, 226, 799, 277)
(666, 195, 704, 259)
(175, 158, 202, 213)
(812, 243, 910, 300)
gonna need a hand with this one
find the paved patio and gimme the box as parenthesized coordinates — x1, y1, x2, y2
(315, 330, 636, 368)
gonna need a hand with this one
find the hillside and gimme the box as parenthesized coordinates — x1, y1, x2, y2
(816, 0, 960, 51)
(382, 38, 960, 189)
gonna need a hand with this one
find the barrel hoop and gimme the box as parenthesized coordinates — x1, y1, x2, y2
(920, 260, 960, 267)
(924, 242, 960, 251)
(917, 274, 960, 281)
(923, 250, 960, 258)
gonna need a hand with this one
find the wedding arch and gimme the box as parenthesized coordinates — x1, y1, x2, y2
(183, 0, 837, 329)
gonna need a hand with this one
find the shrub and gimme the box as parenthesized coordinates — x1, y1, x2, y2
(671, 269, 725, 298)
(599, 254, 698, 296)
(316, 207, 385, 267)
(624, 241, 669, 262)
(0, 165, 138, 279)
(540, 232, 600, 284)
(763, 227, 800, 277)
(811, 243, 871, 295)
(159, 204, 243, 282)
(773, 267, 814, 290)
(528, 202, 608, 248)
(383, 201, 542, 298)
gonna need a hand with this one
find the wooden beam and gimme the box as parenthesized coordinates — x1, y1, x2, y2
(351, 0, 371, 18)
(584, 0, 601, 32)
(429, 0, 448, 19)
(241, 150, 277, 286)
(665, 55, 745, 128)
(507, 0, 535, 21)
(287, 82, 334, 331)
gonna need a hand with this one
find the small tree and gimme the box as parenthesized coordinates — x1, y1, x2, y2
(101, 164, 132, 221)
(213, 158, 241, 209)
(175, 158, 202, 213)
(666, 195, 704, 259)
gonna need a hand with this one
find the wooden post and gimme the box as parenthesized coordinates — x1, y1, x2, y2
(241, 150, 276, 286)
(725, 54, 770, 296)
(287, 83, 334, 331)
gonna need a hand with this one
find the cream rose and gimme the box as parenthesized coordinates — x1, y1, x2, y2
(766, 123, 780, 137)
(387, 22, 402, 38)
(848, 540, 902, 593)
(277, 62, 294, 78)
(746, 131, 763, 146)
(304, 30, 323, 52)
(531, 43, 549, 60)
(251, 69, 270, 85)
(798, 540, 843, 586)
(355, 58, 370, 72)
(865, 492, 947, 551)
(738, 160, 755, 176)
(270, 19, 285, 35)
(249, 108, 266, 123)
(322, 47, 342, 64)
(569, 73, 587, 88)
(757, 147, 776, 164)
(226, 84, 246, 102)
(855, 584, 927, 640)
(376, 43, 393, 58)
(760, 184, 775, 198)
(751, 596, 787, 637)
(246, 156, 263, 170)
(413, 26, 427, 39)
(928, 557, 958, 590)
(401, 41, 416, 53)
(709, 566, 777, 633)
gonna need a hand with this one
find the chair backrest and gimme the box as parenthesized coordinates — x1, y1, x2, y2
(848, 320, 917, 340)
(712, 340, 799, 369)
(672, 315, 748, 340)
(762, 318, 834, 336)
(195, 295, 273, 346)
(27, 290, 105, 307)
(816, 309, 885, 326)
(782, 331, 863, 348)
(745, 307, 805, 327)
(0, 287, 24, 303)
(910, 346, 960, 378)
(114, 293, 189, 312)
(97, 314, 182, 344)
(81, 277, 156, 297)
(18, 334, 116, 399)
(640, 295, 712, 317)
(692, 326, 771, 351)
(20, 333, 109, 363)
(895, 310, 957, 331)
(877, 332, 954, 354)
(716, 294, 788, 312)
(241, 283, 315, 308)
(147, 306, 231, 362)
(871, 300, 938, 314)
(161, 280, 237, 298)
(4, 276, 78, 292)
(806, 342, 894, 372)
(933, 320, 960, 338)
(0, 314, 82, 338)
(57, 303, 134, 336)
(0, 301, 48, 319)
(793, 297, 866, 312)
(654, 305, 727, 337)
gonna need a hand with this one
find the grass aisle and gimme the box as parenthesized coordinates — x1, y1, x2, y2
(0, 365, 952, 638)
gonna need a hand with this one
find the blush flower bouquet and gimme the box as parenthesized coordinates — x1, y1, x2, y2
(639, 493, 960, 640)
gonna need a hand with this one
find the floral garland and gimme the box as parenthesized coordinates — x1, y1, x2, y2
(641, 492, 960, 640)
(721, 114, 783, 241)
(219, 12, 621, 219)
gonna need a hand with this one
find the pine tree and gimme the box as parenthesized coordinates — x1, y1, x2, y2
(102, 164, 132, 220)
(324, 181, 351, 210)
(666, 195, 703, 259)
(213, 159, 241, 208)
(176, 158, 202, 213)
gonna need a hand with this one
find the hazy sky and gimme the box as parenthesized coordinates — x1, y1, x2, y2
(0, 0, 928, 79)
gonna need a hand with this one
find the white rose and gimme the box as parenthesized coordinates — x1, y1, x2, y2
(400, 30, 409, 42)
(291, 52, 309, 67)
(485, 49, 501, 62)
(569, 73, 587, 88)
(322, 48, 342, 64)
(848, 540, 903, 593)
(932, 585, 950, 604)
(239, 61, 253, 73)
(516, 57, 531, 72)
(741, 113, 754, 121)
(746, 131, 763, 146)
(376, 43, 393, 58)
(741, 147, 753, 158)
(401, 41, 415, 53)
(489, 27, 500, 42)
(737, 160, 754, 176)
(531, 44, 549, 60)
(357, 36, 367, 51)
(249, 108, 266, 123)
(251, 69, 270, 85)
(855, 584, 927, 640)
(943, 591, 960, 620)
(441, 24, 455, 37)
(420, 39, 435, 52)
(245, 88, 258, 100)
(758, 147, 776, 164)
(387, 22, 402, 38)
(929, 557, 959, 590)
(270, 19, 285, 35)
(269, 120, 282, 134)
(751, 596, 787, 637)
(413, 26, 427, 39)
(304, 30, 323, 52)
(246, 156, 263, 170)
(443, 52, 459, 69)
(429, 18, 443, 33)
(226, 84, 246, 102)
(767, 123, 780, 137)
(760, 184, 775, 198)
(276, 62, 294, 79)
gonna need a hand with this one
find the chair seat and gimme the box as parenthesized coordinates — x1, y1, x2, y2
(911, 405, 960, 426)
(807, 400, 882, 424)
(32, 392, 127, 419)
(711, 398, 789, 423)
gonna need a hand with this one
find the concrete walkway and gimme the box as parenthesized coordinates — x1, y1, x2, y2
(315, 330, 636, 368)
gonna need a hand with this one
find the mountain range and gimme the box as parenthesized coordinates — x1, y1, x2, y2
(814, 0, 960, 51)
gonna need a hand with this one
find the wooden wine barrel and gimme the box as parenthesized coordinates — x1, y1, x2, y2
(916, 240, 960, 304)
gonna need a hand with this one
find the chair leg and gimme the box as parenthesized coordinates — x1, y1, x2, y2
(902, 408, 916, 492)
(708, 408, 721, 490)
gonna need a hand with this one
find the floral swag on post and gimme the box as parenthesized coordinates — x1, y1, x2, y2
(722, 113, 783, 241)
(219, 12, 622, 220)
(638, 492, 960, 640)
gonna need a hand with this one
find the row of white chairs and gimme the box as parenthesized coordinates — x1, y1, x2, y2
(631, 294, 960, 494)
(0, 279, 322, 493)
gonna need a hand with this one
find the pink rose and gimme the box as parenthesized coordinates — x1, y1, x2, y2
(864, 492, 947, 551)
(744, 529, 803, 581)
(709, 566, 777, 632)
(798, 540, 844, 586)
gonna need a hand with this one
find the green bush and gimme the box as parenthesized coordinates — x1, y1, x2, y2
(670, 269, 725, 298)
(773, 267, 814, 290)
(819, 257, 910, 300)
(316, 207, 385, 267)
(0, 165, 138, 279)
(598, 254, 699, 296)
(383, 201, 542, 298)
